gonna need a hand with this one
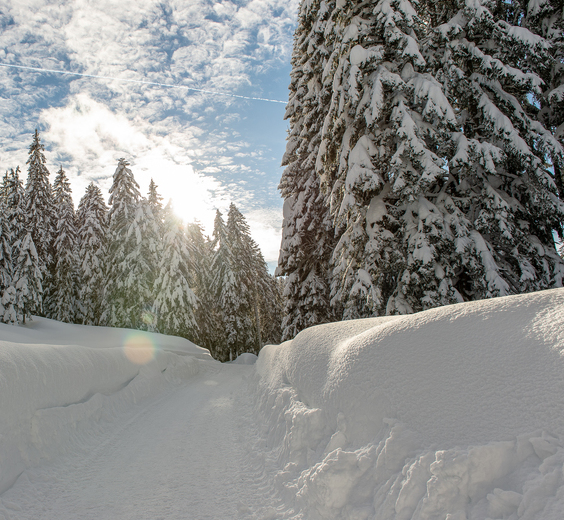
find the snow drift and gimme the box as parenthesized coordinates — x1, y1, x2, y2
(0, 318, 212, 495)
(255, 288, 564, 519)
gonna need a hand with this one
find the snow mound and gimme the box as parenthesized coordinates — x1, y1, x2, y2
(0, 317, 213, 495)
(255, 289, 564, 519)
(232, 352, 258, 365)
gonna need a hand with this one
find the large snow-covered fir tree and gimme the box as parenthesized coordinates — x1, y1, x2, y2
(119, 198, 161, 331)
(25, 130, 54, 287)
(104, 161, 162, 330)
(48, 167, 80, 323)
(210, 209, 242, 361)
(0, 196, 14, 323)
(147, 178, 164, 227)
(103, 159, 143, 327)
(228, 203, 283, 351)
(1, 168, 28, 324)
(185, 220, 216, 351)
(12, 232, 42, 324)
(226, 203, 260, 352)
(77, 183, 108, 326)
(281, 0, 564, 320)
(154, 202, 199, 339)
(277, 0, 340, 340)
(522, 0, 564, 197)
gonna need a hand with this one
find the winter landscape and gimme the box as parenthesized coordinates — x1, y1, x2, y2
(0, 289, 563, 519)
(1, 0, 564, 518)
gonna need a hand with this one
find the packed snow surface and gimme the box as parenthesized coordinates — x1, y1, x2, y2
(1, 289, 564, 519)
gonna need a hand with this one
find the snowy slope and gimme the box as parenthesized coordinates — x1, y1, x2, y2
(0, 318, 212, 496)
(1, 290, 564, 519)
(254, 288, 564, 519)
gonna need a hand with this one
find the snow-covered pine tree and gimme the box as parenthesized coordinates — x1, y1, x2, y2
(277, 0, 339, 340)
(122, 198, 161, 330)
(25, 130, 54, 294)
(256, 254, 284, 347)
(0, 170, 9, 202)
(423, 0, 564, 300)
(0, 196, 13, 323)
(77, 183, 108, 326)
(2, 167, 28, 323)
(209, 210, 239, 361)
(185, 221, 216, 351)
(4, 168, 26, 244)
(226, 203, 264, 354)
(154, 202, 198, 339)
(262, 275, 285, 345)
(147, 178, 164, 226)
(103, 159, 142, 327)
(522, 0, 564, 197)
(48, 167, 80, 323)
(12, 231, 42, 324)
(310, 0, 564, 318)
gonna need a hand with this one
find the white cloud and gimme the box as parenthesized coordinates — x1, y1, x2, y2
(0, 0, 298, 262)
(245, 207, 283, 264)
(38, 93, 228, 220)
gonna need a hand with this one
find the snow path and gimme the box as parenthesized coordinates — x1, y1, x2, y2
(0, 363, 277, 520)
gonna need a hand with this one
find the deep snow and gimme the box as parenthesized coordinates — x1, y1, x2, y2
(1, 289, 564, 519)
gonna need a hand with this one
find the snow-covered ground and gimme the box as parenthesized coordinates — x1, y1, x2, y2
(1, 288, 564, 519)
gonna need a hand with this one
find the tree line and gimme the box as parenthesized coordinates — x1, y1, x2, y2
(0, 130, 283, 361)
(277, 0, 564, 340)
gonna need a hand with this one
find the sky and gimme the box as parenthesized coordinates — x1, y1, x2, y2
(0, 0, 300, 270)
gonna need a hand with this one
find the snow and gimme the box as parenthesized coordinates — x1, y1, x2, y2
(254, 288, 564, 518)
(2, 289, 564, 518)
(0, 317, 209, 496)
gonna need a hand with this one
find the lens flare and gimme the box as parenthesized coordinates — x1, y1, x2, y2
(123, 333, 157, 365)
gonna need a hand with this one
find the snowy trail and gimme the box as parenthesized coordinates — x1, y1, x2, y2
(0, 363, 274, 520)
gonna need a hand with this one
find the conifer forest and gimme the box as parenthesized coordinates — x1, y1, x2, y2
(0, 131, 283, 362)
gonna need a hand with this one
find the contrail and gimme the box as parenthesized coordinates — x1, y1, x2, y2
(0, 63, 287, 105)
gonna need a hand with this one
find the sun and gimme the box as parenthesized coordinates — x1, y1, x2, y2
(133, 158, 226, 233)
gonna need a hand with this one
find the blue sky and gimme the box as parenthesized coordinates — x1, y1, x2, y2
(0, 0, 300, 270)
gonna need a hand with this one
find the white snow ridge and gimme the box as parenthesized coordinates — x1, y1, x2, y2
(1, 289, 564, 519)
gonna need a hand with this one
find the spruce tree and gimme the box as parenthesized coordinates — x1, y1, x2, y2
(12, 232, 42, 324)
(147, 178, 164, 225)
(0, 170, 9, 202)
(25, 130, 54, 287)
(523, 0, 564, 197)
(154, 202, 199, 339)
(277, 0, 339, 340)
(4, 168, 26, 244)
(0, 197, 14, 323)
(226, 203, 263, 354)
(103, 159, 142, 327)
(210, 210, 239, 361)
(120, 198, 161, 331)
(49, 167, 80, 323)
(77, 183, 108, 326)
(185, 221, 216, 351)
(292, 0, 564, 318)
(2, 168, 28, 323)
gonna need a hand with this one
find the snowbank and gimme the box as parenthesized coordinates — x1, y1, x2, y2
(255, 289, 564, 519)
(0, 317, 213, 495)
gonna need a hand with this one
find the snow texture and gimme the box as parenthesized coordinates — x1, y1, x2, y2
(254, 288, 564, 519)
(2, 289, 564, 519)
(0, 317, 210, 496)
